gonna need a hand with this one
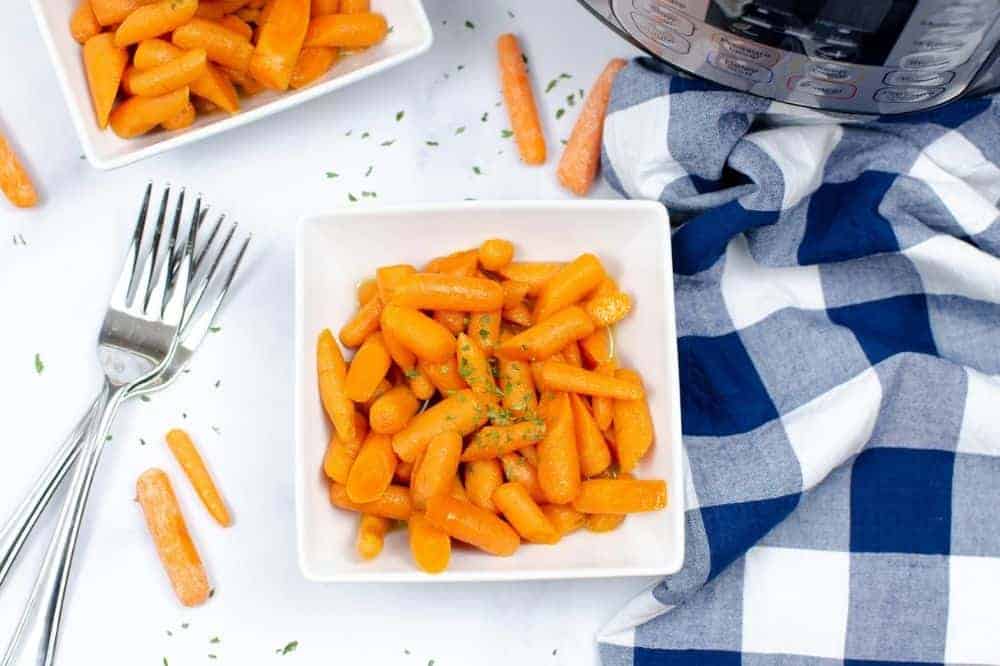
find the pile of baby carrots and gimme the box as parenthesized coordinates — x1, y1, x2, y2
(318, 239, 667, 573)
(70, 0, 388, 138)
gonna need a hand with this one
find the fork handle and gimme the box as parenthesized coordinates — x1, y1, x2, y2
(0, 396, 102, 591)
(2, 381, 125, 666)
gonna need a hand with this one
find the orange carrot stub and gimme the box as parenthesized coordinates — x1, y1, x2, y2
(344, 332, 392, 402)
(323, 410, 369, 483)
(461, 422, 546, 462)
(91, 0, 154, 26)
(492, 482, 559, 544)
(425, 495, 520, 556)
(218, 13, 254, 39)
(356, 513, 391, 560)
(357, 278, 378, 305)
(115, 0, 199, 47)
(128, 48, 208, 97)
(381, 304, 456, 363)
(165, 428, 232, 526)
(568, 393, 612, 478)
(497, 34, 546, 165)
(580, 327, 613, 366)
(496, 306, 595, 362)
(613, 369, 655, 472)
(478, 239, 515, 271)
(557, 58, 627, 196)
(249, 0, 310, 90)
(410, 431, 463, 510)
(0, 133, 38, 209)
(534, 253, 607, 323)
(572, 479, 667, 514)
(304, 13, 389, 48)
(392, 389, 489, 462)
(537, 393, 581, 504)
(290, 46, 340, 89)
(498, 355, 537, 417)
(375, 264, 417, 303)
(133, 39, 240, 114)
(70, 0, 102, 44)
(424, 249, 479, 277)
(409, 513, 451, 573)
(135, 469, 211, 607)
(110, 87, 191, 138)
(390, 274, 504, 312)
(173, 18, 255, 72)
(464, 458, 504, 513)
(340, 296, 383, 348)
(329, 482, 413, 520)
(542, 504, 585, 536)
(317, 328, 357, 447)
(346, 433, 397, 503)
(368, 385, 420, 435)
(539, 361, 644, 400)
(83, 33, 129, 129)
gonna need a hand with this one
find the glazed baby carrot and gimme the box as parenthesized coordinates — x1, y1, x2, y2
(135, 469, 211, 607)
(467, 311, 501, 356)
(542, 504, 585, 536)
(572, 479, 667, 514)
(497, 34, 545, 165)
(411, 431, 462, 510)
(340, 296, 383, 348)
(317, 328, 357, 446)
(340, 0, 369, 11)
(498, 355, 537, 417)
(537, 393, 580, 504)
(369, 385, 420, 434)
(580, 327, 613, 366)
(161, 102, 196, 130)
(425, 495, 520, 556)
(83, 33, 129, 129)
(456, 333, 498, 399)
(478, 239, 515, 271)
(424, 249, 478, 276)
(361, 378, 392, 413)
(493, 482, 559, 544)
(586, 290, 633, 327)
(165, 428, 232, 526)
(0, 133, 38, 209)
(346, 433, 397, 503)
(344, 332, 392, 402)
(173, 18, 255, 72)
(613, 369, 654, 472)
(381, 304, 456, 363)
(133, 39, 240, 113)
(418, 357, 466, 395)
(539, 361, 644, 400)
(249, 0, 310, 90)
(110, 86, 190, 137)
(290, 46, 339, 89)
(591, 361, 617, 430)
(392, 389, 489, 462)
(496, 306, 595, 362)
(382, 328, 434, 400)
(409, 513, 451, 573)
(498, 262, 563, 296)
(91, 0, 154, 26)
(391, 274, 504, 312)
(357, 278, 378, 305)
(375, 264, 416, 303)
(322, 410, 369, 483)
(534, 253, 607, 323)
(115, 0, 199, 47)
(585, 513, 624, 532)
(311, 0, 340, 15)
(356, 513, 391, 560)
(464, 459, 504, 513)
(219, 14, 254, 39)
(329, 482, 413, 520)
(501, 280, 531, 309)
(128, 48, 207, 96)
(462, 422, 546, 462)
(71, 0, 102, 44)
(500, 453, 545, 503)
(557, 58, 626, 196)
(502, 303, 533, 328)
(434, 310, 467, 334)
(304, 12, 388, 48)
(569, 393, 612, 478)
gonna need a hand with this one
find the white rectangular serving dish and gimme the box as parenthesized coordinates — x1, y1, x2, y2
(295, 200, 684, 582)
(29, 0, 433, 170)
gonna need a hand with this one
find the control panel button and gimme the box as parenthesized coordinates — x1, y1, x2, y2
(874, 87, 945, 103)
(899, 52, 966, 71)
(712, 33, 780, 67)
(632, 0, 697, 17)
(706, 51, 773, 83)
(631, 13, 691, 54)
(883, 70, 955, 86)
(787, 76, 857, 99)
(805, 62, 857, 82)
(911, 36, 967, 53)
(631, 1, 695, 35)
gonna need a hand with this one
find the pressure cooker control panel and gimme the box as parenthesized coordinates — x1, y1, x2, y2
(594, 0, 1000, 114)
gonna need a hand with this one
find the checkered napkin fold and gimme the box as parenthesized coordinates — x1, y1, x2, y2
(597, 59, 1000, 666)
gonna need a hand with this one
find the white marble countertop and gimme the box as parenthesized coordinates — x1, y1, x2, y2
(0, 1, 654, 664)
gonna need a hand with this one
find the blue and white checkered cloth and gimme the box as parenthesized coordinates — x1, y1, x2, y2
(598, 59, 1000, 665)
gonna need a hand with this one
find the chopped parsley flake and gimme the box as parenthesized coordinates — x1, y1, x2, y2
(555, 108, 565, 119)
(34, 353, 44, 374)
(277, 641, 299, 656)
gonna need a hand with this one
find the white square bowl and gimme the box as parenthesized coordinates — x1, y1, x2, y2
(295, 200, 685, 582)
(28, 0, 432, 170)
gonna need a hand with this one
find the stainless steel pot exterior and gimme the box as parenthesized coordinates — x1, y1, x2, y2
(579, 0, 1000, 114)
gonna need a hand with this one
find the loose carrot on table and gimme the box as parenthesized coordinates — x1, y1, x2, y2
(127, 48, 208, 96)
(613, 369, 654, 472)
(346, 432, 397, 503)
(534, 253, 607, 323)
(356, 513, 391, 560)
(557, 58, 627, 196)
(467, 311, 501, 356)
(464, 458, 504, 513)
(0, 132, 38, 209)
(493, 482, 559, 544)
(572, 478, 667, 514)
(390, 274, 504, 312)
(410, 431, 462, 510)
(83, 33, 129, 129)
(500, 453, 545, 503)
(340, 295, 383, 348)
(290, 46, 339, 89)
(344, 332, 392, 402)
(71, 0, 102, 44)
(495, 306, 595, 362)
(568, 393, 612, 478)
(537, 393, 580, 504)
(409, 513, 450, 573)
(304, 12, 388, 48)
(375, 264, 417, 302)
(135, 469, 211, 607)
(317, 328, 357, 446)
(115, 0, 199, 47)
(392, 389, 489, 462)
(456, 333, 499, 399)
(381, 304, 456, 363)
(425, 495, 520, 556)
(173, 18, 255, 72)
(497, 34, 545, 165)
(539, 361, 644, 400)
(461, 422, 546, 462)
(329, 482, 413, 520)
(369, 385, 420, 434)
(134, 39, 240, 113)
(110, 86, 191, 138)
(249, 0, 310, 90)
(478, 239, 515, 271)
(165, 428, 232, 526)
(322, 410, 369, 483)
(542, 504, 585, 536)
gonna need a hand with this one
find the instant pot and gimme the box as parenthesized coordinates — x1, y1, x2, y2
(578, 0, 1000, 114)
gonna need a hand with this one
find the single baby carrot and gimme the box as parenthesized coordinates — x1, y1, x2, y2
(311, 0, 340, 15)
(382, 327, 433, 399)
(418, 357, 466, 395)
(165, 428, 232, 526)
(390, 274, 504, 312)
(392, 389, 489, 462)
(135, 469, 211, 607)
(369, 385, 420, 434)
(340, 296, 383, 348)
(115, 0, 199, 47)
(304, 12, 388, 48)
(317, 329, 357, 446)
(586, 290, 633, 327)
(339, 0, 369, 11)
(410, 431, 462, 510)
(580, 327, 613, 366)
(0, 133, 38, 209)
(493, 482, 559, 544)
(586, 513, 624, 532)
(128, 47, 208, 96)
(161, 102, 196, 130)
(290, 46, 339, 89)
(569, 393, 612, 478)
(71, 0, 102, 44)
(572, 479, 667, 514)
(409, 513, 451, 573)
(478, 239, 515, 271)
(357, 278, 378, 305)
(613, 369, 654, 472)
(502, 303, 533, 328)
(500, 453, 545, 503)
(456, 333, 499, 399)
(133, 39, 240, 113)
(344, 332, 392, 402)
(498, 262, 563, 296)
(346, 433, 397, 503)
(542, 504, 585, 536)
(467, 311, 501, 356)
(425, 495, 520, 556)
(356, 513, 391, 560)
(433, 310, 467, 334)
(173, 18, 255, 72)
(329, 482, 413, 520)
(83, 33, 130, 129)
(381, 304, 456, 363)
(557, 58, 626, 196)
(249, 0, 310, 90)
(91, 0, 156, 26)
(375, 264, 417, 303)
(534, 253, 607, 323)
(537, 393, 580, 504)
(110, 86, 191, 138)
(464, 458, 504, 513)
(462, 422, 546, 462)
(498, 354, 537, 416)
(424, 249, 478, 276)
(322, 410, 369, 483)
(501, 280, 531, 309)
(495, 306, 595, 362)
(539, 361, 644, 400)
(591, 360, 617, 430)
(497, 34, 545, 165)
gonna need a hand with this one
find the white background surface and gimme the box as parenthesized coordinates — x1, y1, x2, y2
(0, 1, 652, 664)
